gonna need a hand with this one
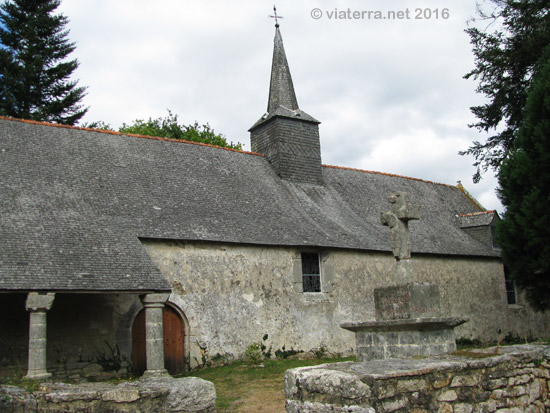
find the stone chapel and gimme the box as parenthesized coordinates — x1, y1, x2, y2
(1, 23, 549, 380)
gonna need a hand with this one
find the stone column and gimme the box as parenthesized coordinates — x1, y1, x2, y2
(141, 293, 170, 376)
(25, 292, 56, 380)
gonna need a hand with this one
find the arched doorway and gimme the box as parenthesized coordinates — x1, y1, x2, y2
(132, 305, 186, 376)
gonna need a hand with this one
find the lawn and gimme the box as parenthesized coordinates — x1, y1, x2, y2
(181, 356, 354, 412)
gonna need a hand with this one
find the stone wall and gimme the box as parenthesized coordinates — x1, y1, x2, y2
(142, 240, 550, 367)
(0, 376, 215, 413)
(285, 345, 550, 412)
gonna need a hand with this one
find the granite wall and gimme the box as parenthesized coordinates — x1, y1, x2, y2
(285, 345, 550, 412)
(142, 240, 550, 367)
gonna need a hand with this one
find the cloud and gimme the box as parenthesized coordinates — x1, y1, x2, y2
(58, 0, 502, 212)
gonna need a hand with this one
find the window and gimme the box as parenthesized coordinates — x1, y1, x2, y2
(504, 267, 517, 305)
(301, 252, 321, 293)
(491, 224, 500, 248)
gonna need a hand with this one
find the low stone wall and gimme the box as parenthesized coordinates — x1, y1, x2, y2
(0, 376, 216, 413)
(285, 345, 550, 412)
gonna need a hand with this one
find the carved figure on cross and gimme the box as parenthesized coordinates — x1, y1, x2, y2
(380, 192, 420, 261)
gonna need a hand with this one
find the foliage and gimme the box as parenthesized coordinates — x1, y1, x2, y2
(0, 0, 87, 124)
(82, 120, 113, 131)
(95, 341, 123, 372)
(274, 345, 302, 359)
(0, 375, 40, 392)
(118, 110, 242, 150)
(462, 0, 550, 182)
(314, 346, 328, 359)
(243, 342, 264, 365)
(496, 45, 550, 311)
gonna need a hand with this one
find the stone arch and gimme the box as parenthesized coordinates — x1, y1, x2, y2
(131, 300, 189, 376)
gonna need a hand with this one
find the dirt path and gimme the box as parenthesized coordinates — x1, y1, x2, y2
(227, 379, 286, 412)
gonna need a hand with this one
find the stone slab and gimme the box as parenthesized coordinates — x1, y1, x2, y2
(341, 317, 468, 332)
(374, 282, 441, 320)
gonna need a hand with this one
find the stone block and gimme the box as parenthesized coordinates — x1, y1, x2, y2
(508, 374, 531, 386)
(26, 292, 56, 311)
(356, 332, 373, 347)
(102, 389, 140, 403)
(432, 375, 451, 389)
(437, 389, 458, 402)
(380, 396, 407, 412)
(437, 402, 453, 413)
(453, 403, 474, 413)
(374, 283, 441, 321)
(395, 378, 427, 393)
(450, 375, 479, 387)
(357, 346, 385, 361)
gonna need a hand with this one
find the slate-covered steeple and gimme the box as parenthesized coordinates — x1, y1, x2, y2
(249, 22, 323, 185)
(268, 26, 299, 113)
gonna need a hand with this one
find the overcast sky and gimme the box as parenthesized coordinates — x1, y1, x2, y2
(58, 0, 503, 213)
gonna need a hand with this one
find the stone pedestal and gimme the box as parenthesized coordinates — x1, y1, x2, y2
(342, 282, 468, 361)
(341, 317, 467, 361)
(141, 293, 170, 377)
(25, 292, 55, 380)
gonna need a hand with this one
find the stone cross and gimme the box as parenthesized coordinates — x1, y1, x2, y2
(380, 192, 420, 261)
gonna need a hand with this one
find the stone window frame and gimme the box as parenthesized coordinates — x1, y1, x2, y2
(503, 267, 518, 306)
(292, 250, 334, 295)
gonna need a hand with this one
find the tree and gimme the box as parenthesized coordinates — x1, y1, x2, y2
(496, 45, 550, 311)
(462, 0, 550, 182)
(118, 111, 243, 150)
(0, 0, 87, 125)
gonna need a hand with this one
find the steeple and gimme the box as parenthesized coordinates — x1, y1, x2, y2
(268, 27, 299, 113)
(249, 15, 323, 185)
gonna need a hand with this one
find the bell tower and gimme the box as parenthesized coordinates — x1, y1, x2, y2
(249, 10, 323, 185)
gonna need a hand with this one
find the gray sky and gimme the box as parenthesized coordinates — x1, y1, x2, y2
(59, 0, 503, 212)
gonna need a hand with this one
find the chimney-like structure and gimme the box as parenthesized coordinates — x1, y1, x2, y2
(249, 25, 323, 185)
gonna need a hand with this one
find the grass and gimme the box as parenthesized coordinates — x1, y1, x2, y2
(180, 356, 354, 412)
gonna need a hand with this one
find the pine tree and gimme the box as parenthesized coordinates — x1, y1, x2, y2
(0, 0, 87, 124)
(497, 45, 550, 311)
(462, 0, 550, 182)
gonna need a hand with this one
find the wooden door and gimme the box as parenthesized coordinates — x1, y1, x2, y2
(131, 306, 185, 376)
(131, 309, 146, 376)
(163, 306, 185, 375)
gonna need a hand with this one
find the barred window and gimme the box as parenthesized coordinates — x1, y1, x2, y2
(301, 252, 321, 293)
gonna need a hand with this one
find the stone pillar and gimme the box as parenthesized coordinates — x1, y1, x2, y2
(141, 293, 170, 376)
(25, 292, 55, 380)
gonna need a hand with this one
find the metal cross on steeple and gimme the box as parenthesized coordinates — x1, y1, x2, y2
(269, 5, 283, 27)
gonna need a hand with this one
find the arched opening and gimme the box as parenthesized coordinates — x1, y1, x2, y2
(131, 305, 186, 376)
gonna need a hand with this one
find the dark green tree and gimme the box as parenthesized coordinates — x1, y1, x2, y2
(462, 0, 550, 182)
(497, 45, 550, 311)
(0, 0, 87, 124)
(118, 111, 243, 150)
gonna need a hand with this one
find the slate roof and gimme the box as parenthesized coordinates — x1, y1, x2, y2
(458, 211, 497, 228)
(0, 117, 498, 291)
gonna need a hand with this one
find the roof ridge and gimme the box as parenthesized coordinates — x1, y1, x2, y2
(0, 115, 264, 157)
(458, 210, 496, 217)
(322, 164, 455, 188)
